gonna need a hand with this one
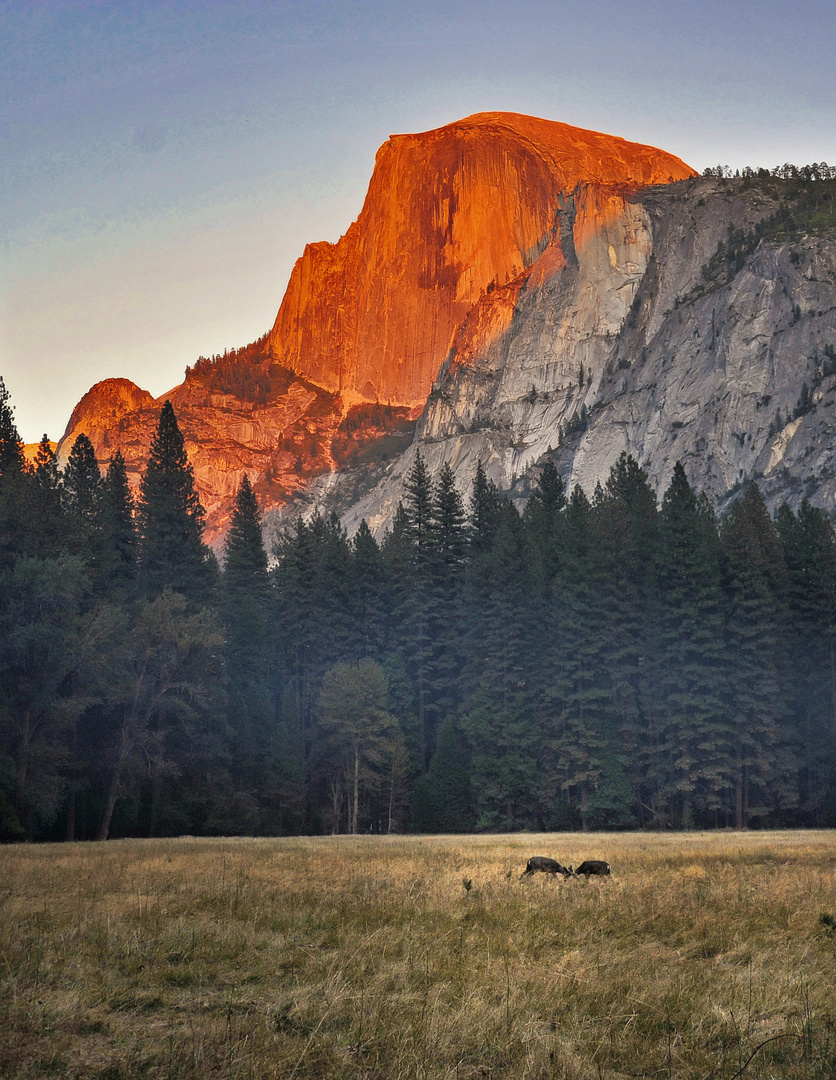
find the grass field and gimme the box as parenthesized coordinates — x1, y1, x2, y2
(2, 831, 836, 1079)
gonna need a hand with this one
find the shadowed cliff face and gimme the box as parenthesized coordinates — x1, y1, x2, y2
(56, 113, 695, 543)
(342, 174, 836, 538)
(270, 112, 695, 408)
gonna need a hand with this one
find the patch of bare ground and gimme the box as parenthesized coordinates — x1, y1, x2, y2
(1, 831, 836, 1078)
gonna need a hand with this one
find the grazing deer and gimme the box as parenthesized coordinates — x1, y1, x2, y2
(520, 856, 574, 879)
(574, 859, 611, 877)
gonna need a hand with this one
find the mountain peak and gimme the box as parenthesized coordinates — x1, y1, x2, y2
(58, 114, 698, 542)
(269, 112, 695, 411)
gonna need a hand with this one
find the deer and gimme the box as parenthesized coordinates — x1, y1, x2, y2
(520, 856, 574, 880)
(574, 859, 611, 877)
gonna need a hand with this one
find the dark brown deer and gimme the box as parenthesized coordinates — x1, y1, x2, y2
(520, 856, 573, 879)
(574, 859, 611, 877)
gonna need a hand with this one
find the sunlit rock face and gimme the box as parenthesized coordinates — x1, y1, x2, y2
(56, 368, 416, 543)
(270, 112, 695, 408)
(344, 176, 836, 536)
(57, 379, 158, 471)
(23, 440, 57, 466)
(57, 114, 695, 543)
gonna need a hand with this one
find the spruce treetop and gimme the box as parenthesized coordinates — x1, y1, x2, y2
(223, 474, 268, 595)
(0, 376, 25, 481)
(137, 401, 211, 600)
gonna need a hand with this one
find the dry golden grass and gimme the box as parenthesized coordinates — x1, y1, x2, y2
(2, 831, 836, 1078)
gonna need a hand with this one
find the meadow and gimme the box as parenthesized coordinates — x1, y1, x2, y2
(1, 831, 836, 1079)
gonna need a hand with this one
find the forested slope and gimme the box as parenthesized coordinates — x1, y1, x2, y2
(3, 377, 835, 840)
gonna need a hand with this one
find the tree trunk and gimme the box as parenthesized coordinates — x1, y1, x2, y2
(65, 790, 76, 842)
(97, 770, 121, 842)
(98, 725, 134, 841)
(417, 611, 427, 772)
(388, 752, 396, 834)
(830, 632, 836, 744)
(352, 745, 360, 835)
(66, 716, 78, 841)
(14, 712, 32, 815)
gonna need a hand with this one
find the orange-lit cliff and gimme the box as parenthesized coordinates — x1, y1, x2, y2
(270, 112, 695, 407)
(57, 113, 696, 541)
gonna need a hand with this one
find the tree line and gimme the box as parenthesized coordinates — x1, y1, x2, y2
(1, 376, 835, 840)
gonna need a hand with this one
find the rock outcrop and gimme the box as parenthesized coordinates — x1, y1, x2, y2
(57, 113, 694, 543)
(57, 364, 418, 540)
(270, 112, 695, 407)
(343, 174, 836, 535)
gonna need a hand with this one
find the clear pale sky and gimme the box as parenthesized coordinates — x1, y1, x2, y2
(2, 0, 835, 444)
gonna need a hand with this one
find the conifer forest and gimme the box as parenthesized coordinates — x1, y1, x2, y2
(1, 376, 835, 842)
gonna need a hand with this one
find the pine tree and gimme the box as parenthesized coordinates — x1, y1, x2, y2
(541, 484, 624, 829)
(63, 433, 105, 570)
(411, 717, 473, 832)
(654, 463, 728, 827)
(776, 500, 836, 820)
(430, 462, 468, 572)
(220, 475, 273, 829)
(21, 436, 63, 559)
(403, 450, 433, 568)
(593, 454, 659, 824)
(273, 511, 355, 794)
(460, 500, 540, 829)
(350, 520, 388, 659)
(137, 402, 213, 601)
(399, 452, 434, 770)
(721, 483, 795, 827)
(223, 475, 268, 597)
(100, 452, 137, 599)
(424, 462, 467, 747)
(523, 459, 567, 591)
(468, 460, 502, 555)
(0, 377, 24, 481)
(0, 378, 28, 568)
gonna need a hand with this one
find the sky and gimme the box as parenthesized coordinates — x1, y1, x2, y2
(2, 0, 835, 444)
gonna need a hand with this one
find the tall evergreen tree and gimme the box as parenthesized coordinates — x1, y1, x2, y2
(403, 450, 433, 567)
(20, 436, 63, 560)
(653, 463, 728, 827)
(350, 520, 388, 660)
(63, 433, 106, 573)
(460, 501, 540, 829)
(223, 475, 268, 596)
(721, 483, 795, 827)
(776, 500, 836, 820)
(272, 510, 355, 816)
(221, 475, 272, 808)
(137, 402, 213, 601)
(0, 377, 24, 481)
(400, 452, 434, 770)
(430, 462, 468, 572)
(523, 459, 567, 592)
(424, 462, 468, 745)
(594, 454, 659, 823)
(468, 460, 502, 555)
(0, 378, 28, 568)
(541, 484, 623, 829)
(100, 452, 137, 599)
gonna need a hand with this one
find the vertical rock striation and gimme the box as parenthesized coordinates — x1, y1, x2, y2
(344, 175, 836, 535)
(268, 112, 695, 407)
